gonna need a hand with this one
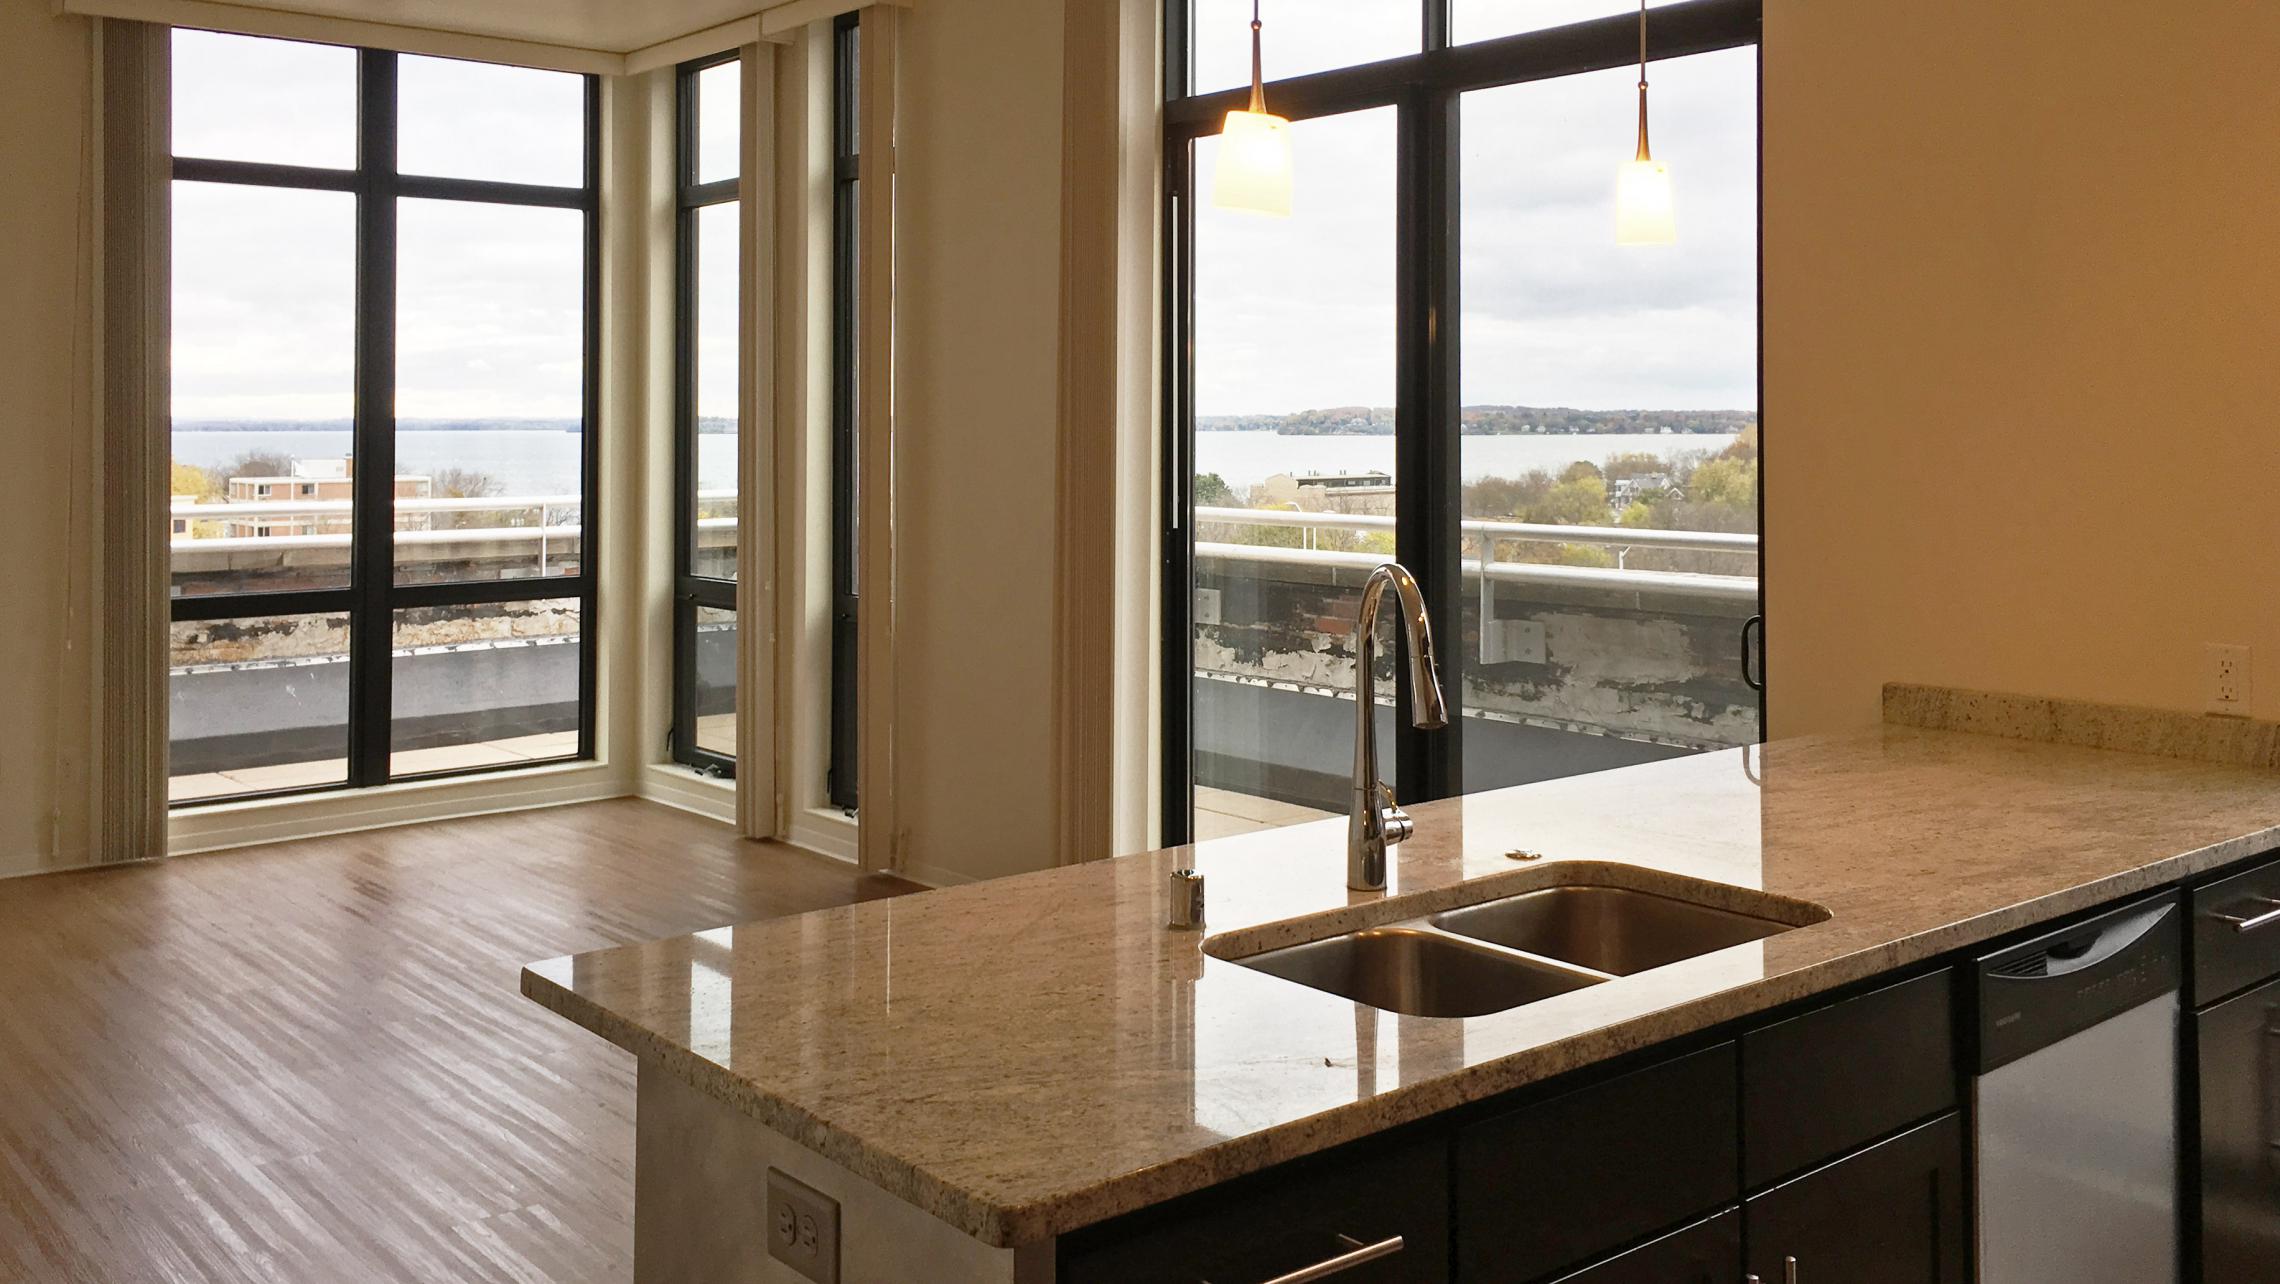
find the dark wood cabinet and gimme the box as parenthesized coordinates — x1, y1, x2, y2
(2195, 972, 2280, 1281)
(1742, 1113, 1969, 1284)
(1057, 1133, 1447, 1284)
(1740, 970, 1955, 1190)
(1455, 1043, 1736, 1282)
(2191, 854, 2280, 1283)
(1059, 967, 1969, 1284)
(2191, 858, 2280, 1006)
(1543, 1210, 1741, 1284)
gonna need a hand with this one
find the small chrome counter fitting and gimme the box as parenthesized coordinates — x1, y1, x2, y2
(1347, 562, 1448, 893)
(1167, 868, 1206, 930)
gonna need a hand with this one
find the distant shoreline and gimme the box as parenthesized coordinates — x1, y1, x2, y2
(172, 418, 739, 435)
(177, 412, 1751, 439)
(1198, 405, 1755, 437)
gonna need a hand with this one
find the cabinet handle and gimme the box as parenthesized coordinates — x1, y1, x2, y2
(2211, 896, 2280, 933)
(1201, 1234, 1404, 1284)
(1784, 1255, 1799, 1284)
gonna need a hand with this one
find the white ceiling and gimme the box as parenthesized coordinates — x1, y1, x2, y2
(211, 0, 768, 56)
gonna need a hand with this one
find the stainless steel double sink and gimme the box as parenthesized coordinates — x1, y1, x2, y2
(1226, 884, 1810, 1018)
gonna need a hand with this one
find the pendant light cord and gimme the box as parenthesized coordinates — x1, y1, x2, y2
(1633, 0, 1652, 162)
(1249, 0, 1266, 114)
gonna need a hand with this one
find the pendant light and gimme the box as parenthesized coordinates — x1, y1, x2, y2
(1212, 0, 1293, 217)
(1615, 0, 1676, 245)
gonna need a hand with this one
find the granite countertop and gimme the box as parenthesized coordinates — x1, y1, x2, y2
(522, 693, 2280, 1248)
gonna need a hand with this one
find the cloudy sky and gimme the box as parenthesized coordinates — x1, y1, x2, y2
(170, 29, 597, 423)
(1191, 0, 1756, 415)
(170, 13, 1752, 426)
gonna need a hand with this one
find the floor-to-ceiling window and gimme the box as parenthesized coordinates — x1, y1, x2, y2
(167, 30, 599, 804)
(672, 52, 743, 775)
(1163, 0, 1762, 842)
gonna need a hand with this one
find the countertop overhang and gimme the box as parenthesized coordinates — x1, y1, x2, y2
(522, 716, 2280, 1247)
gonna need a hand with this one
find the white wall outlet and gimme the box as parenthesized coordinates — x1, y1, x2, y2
(2206, 643, 2251, 717)
(766, 1168, 840, 1284)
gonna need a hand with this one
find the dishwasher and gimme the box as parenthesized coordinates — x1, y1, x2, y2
(1974, 894, 2182, 1284)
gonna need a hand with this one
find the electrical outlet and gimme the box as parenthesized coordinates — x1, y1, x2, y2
(2207, 643, 2252, 717)
(765, 1168, 840, 1284)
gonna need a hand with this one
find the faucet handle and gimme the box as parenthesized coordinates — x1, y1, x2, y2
(1377, 783, 1413, 847)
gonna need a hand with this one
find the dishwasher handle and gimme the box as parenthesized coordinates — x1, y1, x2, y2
(1976, 896, 2182, 1073)
(2030, 899, 2176, 978)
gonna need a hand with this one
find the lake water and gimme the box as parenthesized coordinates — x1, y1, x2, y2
(173, 428, 1738, 498)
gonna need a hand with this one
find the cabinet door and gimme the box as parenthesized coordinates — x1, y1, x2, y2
(2198, 974, 2280, 1283)
(1741, 970, 1955, 1190)
(1744, 1113, 1967, 1284)
(1455, 1043, 1737, 1281)
(1545, 1210, 1741, 1284)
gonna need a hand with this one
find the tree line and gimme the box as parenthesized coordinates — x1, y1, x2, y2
(1193, 426, 1758, 575)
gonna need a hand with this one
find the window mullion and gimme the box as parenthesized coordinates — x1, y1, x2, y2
(1424, 0, 1450, 51)
(1392, 86, 1463, 807)
(348, 48, 400, 789)
(578, 71, 602, 764)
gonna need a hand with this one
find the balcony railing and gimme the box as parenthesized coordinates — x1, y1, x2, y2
(1194, 505, 1758, 603)
(171, 492, 740, 542)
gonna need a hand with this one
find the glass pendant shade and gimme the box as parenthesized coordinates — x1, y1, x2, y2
(1213, 109, 1294, 217)
(1615, 157, 1675, 245)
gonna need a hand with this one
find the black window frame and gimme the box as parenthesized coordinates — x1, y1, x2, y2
(169, 36, 602, 806)
(826, 11, 861, 813)
(1158, 0, 1764, 843)
(671, 50, 744, 777)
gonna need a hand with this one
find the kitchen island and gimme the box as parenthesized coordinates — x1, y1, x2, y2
(523, 686, 2280, 1282)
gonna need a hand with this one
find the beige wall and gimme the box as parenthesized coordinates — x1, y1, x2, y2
(0, 2, 97, 877)
(1763, 0, 2280, 735)
(886, 0, 1069, 883)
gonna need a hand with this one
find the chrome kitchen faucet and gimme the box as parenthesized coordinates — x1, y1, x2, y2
(1347, 562, 1448, 892)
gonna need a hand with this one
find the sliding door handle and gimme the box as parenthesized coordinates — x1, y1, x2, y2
(1740, 614, 1764, 691)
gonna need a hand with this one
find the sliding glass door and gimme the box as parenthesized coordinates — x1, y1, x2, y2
(1455, 47, 1760, 793)
(1163, 0, 1762, 843)
(167, 30, 599, 804)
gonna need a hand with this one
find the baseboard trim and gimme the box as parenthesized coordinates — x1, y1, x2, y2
(166, 762, 635, 856)
(787, 806, 859, 865)
(638, 763, 739, 824)
(900, 859, 975, 888)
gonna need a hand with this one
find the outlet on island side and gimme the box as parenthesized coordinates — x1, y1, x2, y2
(2207, 643, 2252, 717)
(765, 1167, 841, 1284)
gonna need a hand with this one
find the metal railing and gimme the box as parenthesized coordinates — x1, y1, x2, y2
(169, 491, 738, 576)
(1194, 505, 1759, 604)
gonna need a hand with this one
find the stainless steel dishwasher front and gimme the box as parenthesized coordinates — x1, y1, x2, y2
(1974, 895, 2182, 1284)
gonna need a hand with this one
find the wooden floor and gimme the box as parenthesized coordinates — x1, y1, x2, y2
(0, 800, 921, 1284)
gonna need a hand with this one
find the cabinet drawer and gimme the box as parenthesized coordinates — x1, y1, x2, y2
(2194, 856, 2280, 1005)
(1741, 969, 1955, 1189)
(1057, 1133, 1446, 1284)
(1543, 1209, 1740, 1284)
(1455, 1043, 1736, 1282)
